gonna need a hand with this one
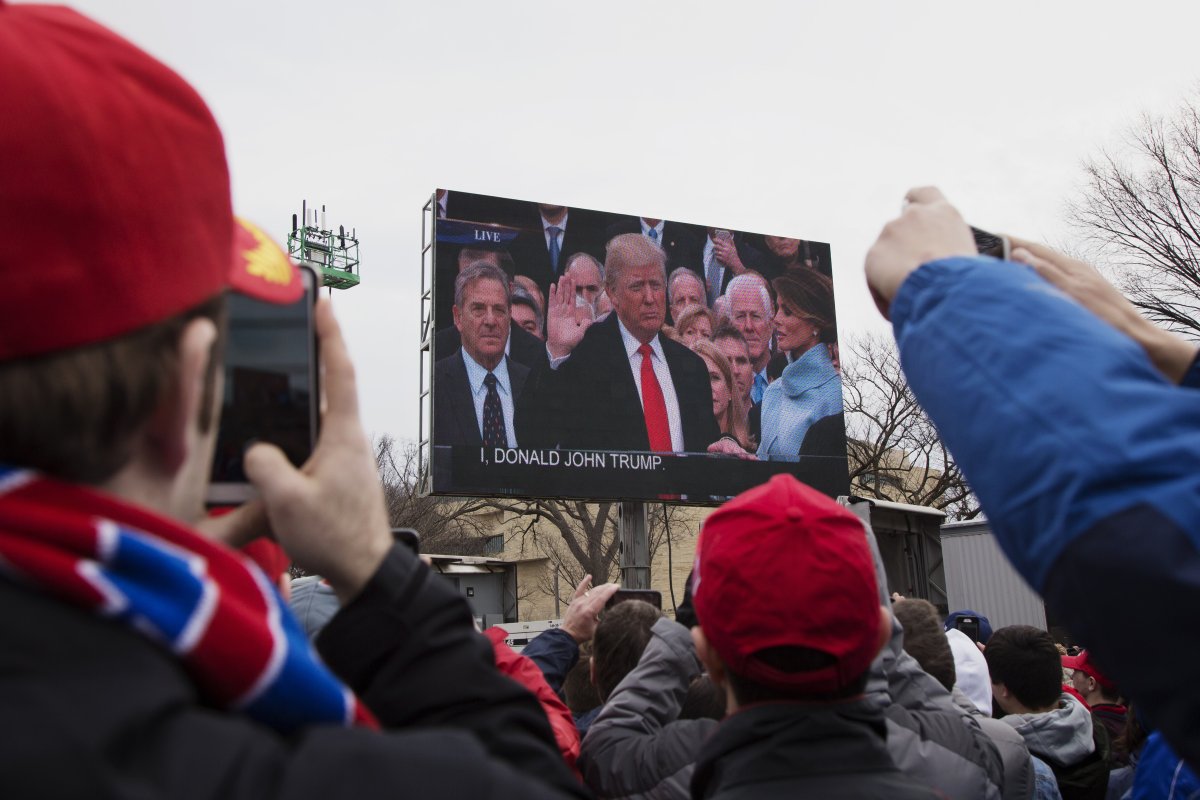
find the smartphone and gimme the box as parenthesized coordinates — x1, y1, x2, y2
(955, 615, 982, 643)
(970, 226, 1011, 261)
(207, 264, 320, 505)
(392, 527, 421, 555)
(605, 589, 663, 610)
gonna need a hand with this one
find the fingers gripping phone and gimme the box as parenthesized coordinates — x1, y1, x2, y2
(208, 264, 320, 504)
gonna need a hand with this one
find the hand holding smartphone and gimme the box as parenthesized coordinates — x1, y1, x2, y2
(208, 264, 320, 505)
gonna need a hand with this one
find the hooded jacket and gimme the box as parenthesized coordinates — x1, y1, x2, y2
(1001, 694, 1108, 800)
(951, 688, 1039, 800)
(579, 617, 716, 799)
(892, 255, 1200, 773)
(853, 506, 1008, 800)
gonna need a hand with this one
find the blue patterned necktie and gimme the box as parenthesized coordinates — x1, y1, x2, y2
(482, 372, 507, 447)
(547, 226, 562, 273)
(751, 370, 768, 405)
(648, 227, 659, 242)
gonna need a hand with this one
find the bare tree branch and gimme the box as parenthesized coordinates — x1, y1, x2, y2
(1069, 96, 1200, 338)
(842, 333, 980, 520)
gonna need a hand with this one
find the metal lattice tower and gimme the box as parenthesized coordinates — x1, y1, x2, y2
(288, 201, 360, 290)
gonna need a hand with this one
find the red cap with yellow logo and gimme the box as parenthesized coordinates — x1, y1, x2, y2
(0, 4, 300, 361)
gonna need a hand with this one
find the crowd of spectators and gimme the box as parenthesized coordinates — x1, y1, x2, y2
(4, 6, 1200, 800)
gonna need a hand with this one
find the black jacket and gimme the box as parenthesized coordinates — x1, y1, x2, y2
(0, 545, 589, 799)
(516, 313, 721, 453)
(433, 349, 530, 447)
(509, 209, 605, 299)
(603, 217, 704, 277)
(690, 701, 942, 800)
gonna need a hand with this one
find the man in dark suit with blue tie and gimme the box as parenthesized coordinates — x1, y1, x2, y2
(508, 203, 604, 300)
(433, 263, 528, 448)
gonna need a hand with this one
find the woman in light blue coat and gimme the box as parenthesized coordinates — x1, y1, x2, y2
(756, 267, 843, 461)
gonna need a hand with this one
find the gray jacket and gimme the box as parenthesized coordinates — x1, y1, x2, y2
(1001, 694, 1096, 767)
(579, 617, 717, 800)
(857, 511, 1008, 800)
(952, 687, 1039, 800)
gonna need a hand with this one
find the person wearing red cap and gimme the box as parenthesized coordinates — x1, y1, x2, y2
(0, 6, 586, 799)
(1064, 650, 1129, 766)
(687, 474, 940, 799)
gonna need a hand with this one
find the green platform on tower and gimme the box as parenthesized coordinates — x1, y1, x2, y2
(288, 202, 360, 290)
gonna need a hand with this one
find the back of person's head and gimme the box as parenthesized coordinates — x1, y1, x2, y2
(894, 598, 957, 691)
(564, 641, 602, 715)
(946, 627, 993, 714)
(0, 8, 299, 488)
(680, 674, 727, 721)
(691, 474, 885, 706)
(985, 625, 1062, 711)
(591, 599, 663, 702)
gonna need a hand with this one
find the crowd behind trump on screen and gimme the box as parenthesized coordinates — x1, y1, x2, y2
(5, 3, 1200, 798)
(433, 191, 847, 462)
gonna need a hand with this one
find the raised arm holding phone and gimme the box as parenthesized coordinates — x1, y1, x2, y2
(0, 6, 587, 798)
(864, 186, 1200, 773)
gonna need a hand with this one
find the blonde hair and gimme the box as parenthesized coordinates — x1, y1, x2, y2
(674, 304, 717, 341)
(605, 232, 667, 290)
(692, 338, 749, 448)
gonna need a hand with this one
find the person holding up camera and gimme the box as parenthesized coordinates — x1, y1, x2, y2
(0, 7, 585, 799)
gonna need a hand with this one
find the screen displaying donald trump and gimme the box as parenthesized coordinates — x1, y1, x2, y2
(429, 189, 849, 502)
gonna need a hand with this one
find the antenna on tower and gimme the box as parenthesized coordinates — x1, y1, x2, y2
(288, 202, 361, 291)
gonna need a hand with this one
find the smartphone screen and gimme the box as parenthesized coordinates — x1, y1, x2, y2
(956, 617, 982, 643)
(970, 226, 1011, 261)
(605, 588, 663, 610)
(208, 265, 319, 504)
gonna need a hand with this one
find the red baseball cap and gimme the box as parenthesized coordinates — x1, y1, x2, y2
(1062, 650, 1116, 693)
(0, 4, 301, 361)
(691, 474, 881, 694)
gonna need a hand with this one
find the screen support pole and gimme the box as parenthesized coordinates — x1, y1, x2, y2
(619, 501, 650, 589)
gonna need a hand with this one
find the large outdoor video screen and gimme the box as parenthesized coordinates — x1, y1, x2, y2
(429, 189, 849, 502)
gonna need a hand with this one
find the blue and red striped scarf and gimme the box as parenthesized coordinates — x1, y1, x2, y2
(0, 466, 377, 733)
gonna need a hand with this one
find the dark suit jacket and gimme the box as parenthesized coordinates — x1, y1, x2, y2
(435, 321, 548, 373)
(438, 190, 533, 228)
(515, 313, 721, 453)
(602, 218, 704, 277)
(508, 209, 604, 298)
(434, 350, 530, 447)
(706, 232, 769, 296)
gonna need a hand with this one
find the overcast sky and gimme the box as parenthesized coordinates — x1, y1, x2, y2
(67, 0, 1200, 444)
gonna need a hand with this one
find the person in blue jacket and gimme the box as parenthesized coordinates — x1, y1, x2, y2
(863, 187, 1200, 774)
(756, 267, 844, 461)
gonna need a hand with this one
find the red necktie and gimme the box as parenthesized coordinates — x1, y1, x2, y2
(638, 344, 673, 452)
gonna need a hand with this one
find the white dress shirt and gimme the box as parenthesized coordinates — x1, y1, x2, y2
(461, 349, 517, 448)
(640, 219, 665, 242)
(617, 318, 685, 452)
